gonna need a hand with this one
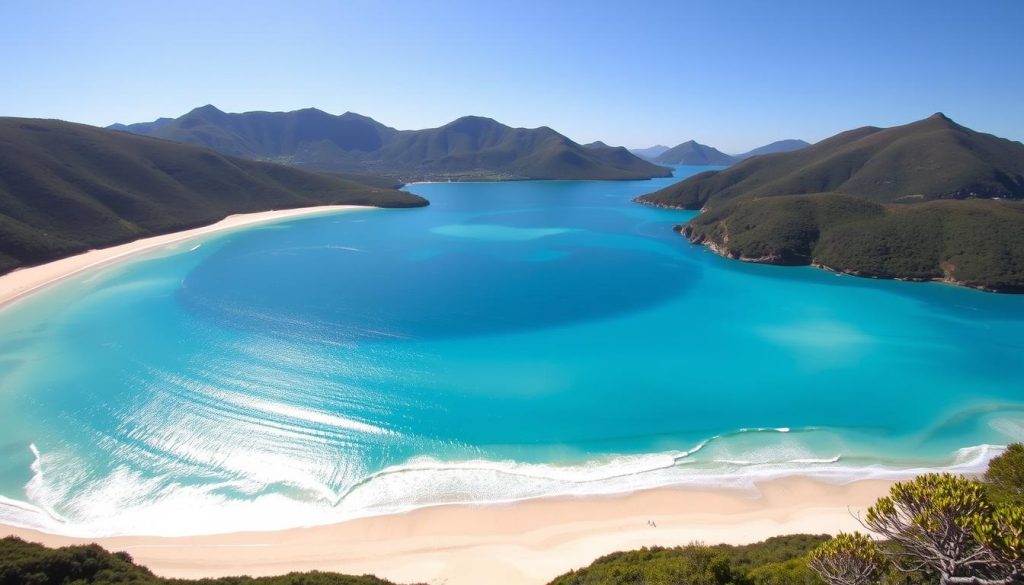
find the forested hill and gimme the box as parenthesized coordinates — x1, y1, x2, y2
(639, 113, 1024, 210)
(112, 106, 672, 182)
(0, 118, 427, 274)
(635, 114, 1024, 292)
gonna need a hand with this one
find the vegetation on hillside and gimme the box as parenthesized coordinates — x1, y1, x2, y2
(635, 114, 1024, 292)
(638, 113, 1024, 209)
(551, 445, 1024, 585)
(548, 535, 830, 585)
(0, 536, 409, 585)
(985, 444, 1024, 508)
(809, 472, 1024, 583)
(112, 106, 671, 181)
(0, 118, 427, 274)
(681, 195, 1024, 291)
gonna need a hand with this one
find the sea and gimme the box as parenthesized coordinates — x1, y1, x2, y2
(1, 166, 1022, 536)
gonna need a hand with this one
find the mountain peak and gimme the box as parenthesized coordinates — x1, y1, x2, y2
(449, 115, 501, 125)
(443, 116, 509, 133)
(655, 140, 736, 165)
(107, 107, 670, 180)
(191, 104, 224, 115)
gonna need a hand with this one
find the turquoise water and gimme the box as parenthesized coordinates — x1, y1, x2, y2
(1, 167, 1023, 536)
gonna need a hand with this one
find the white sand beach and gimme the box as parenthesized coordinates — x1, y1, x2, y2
(1, 477, 893, 585)
(0, 205, 367, 308)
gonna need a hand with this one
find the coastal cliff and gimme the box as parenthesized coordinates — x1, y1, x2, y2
(669, 195, 1024, 293)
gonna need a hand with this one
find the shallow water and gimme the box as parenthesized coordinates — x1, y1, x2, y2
(1, 167, 1022, 536)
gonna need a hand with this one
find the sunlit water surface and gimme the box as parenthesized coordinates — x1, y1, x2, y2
(1, 167, 1022, 536)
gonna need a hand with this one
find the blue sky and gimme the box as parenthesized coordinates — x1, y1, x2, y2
(2, 0, 1022, 152)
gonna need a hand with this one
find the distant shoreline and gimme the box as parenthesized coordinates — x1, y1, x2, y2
(0, 477, 894, 585)
(0, 205, 369, 309)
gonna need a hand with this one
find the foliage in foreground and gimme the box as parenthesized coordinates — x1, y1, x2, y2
(547, 535, 831, 585)
(0, 536, 407, 585)
(985, 444, 1024, 508)
(808, 445, 1024, 585)
(807, 533, 882, 585)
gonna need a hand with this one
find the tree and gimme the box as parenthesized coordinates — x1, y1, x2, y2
(864, 473, 1022, 585)
(985, 444, 1024, 507)
(807, 532, 883, 585)
(971, 505, 1024, 582)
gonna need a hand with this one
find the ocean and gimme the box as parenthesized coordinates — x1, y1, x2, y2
(1, 167, 1022, 536)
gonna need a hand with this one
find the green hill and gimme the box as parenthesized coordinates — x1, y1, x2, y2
(635, 114, 1024, 292)
(0, 118, 427, 274)
(113, 107, 671, 182)
(640, 113, 1024, 209)
(683, 195, 1024, 291)
(654, 140, 736, 165)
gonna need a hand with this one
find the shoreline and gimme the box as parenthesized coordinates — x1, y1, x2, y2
(634, 198, 1023, 295)
(0, 205, 369, 309)
(0, 476, 894, 585)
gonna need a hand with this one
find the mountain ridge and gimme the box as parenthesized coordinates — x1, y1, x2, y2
(113, 106, 671, 182)
(635, 113, 1024, 292)
(734, 138, 810, 160)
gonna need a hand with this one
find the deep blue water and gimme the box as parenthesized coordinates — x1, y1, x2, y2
(1, 167, 1022, 536)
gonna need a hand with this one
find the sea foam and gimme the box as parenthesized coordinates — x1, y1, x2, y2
(0, 438, 1003, 538)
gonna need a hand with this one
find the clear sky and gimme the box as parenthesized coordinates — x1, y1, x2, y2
(2, 0, 1023, 153)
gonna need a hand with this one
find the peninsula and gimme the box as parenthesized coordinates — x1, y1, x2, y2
(636, 113, 1024, 292)
(0, 118, 427, 275)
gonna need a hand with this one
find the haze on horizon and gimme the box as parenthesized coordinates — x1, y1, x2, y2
(1, 0, 1022, 153)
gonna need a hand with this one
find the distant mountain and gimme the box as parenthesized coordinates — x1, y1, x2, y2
(734, 139, 810, 160)
(113, 106, 671, 182)
(653, 141, 736, 165)
(0, 118, 427, 274)
(636, 113, 1024, 292)
(630, 145, 671, 160)
(641, 114, 1024, 209)
(583, 140, 611, 149)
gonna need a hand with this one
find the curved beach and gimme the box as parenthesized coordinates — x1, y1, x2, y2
(0, 180, 1020, 584)
(0, 205, 367, 308)
(2, 477, 893, 585)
